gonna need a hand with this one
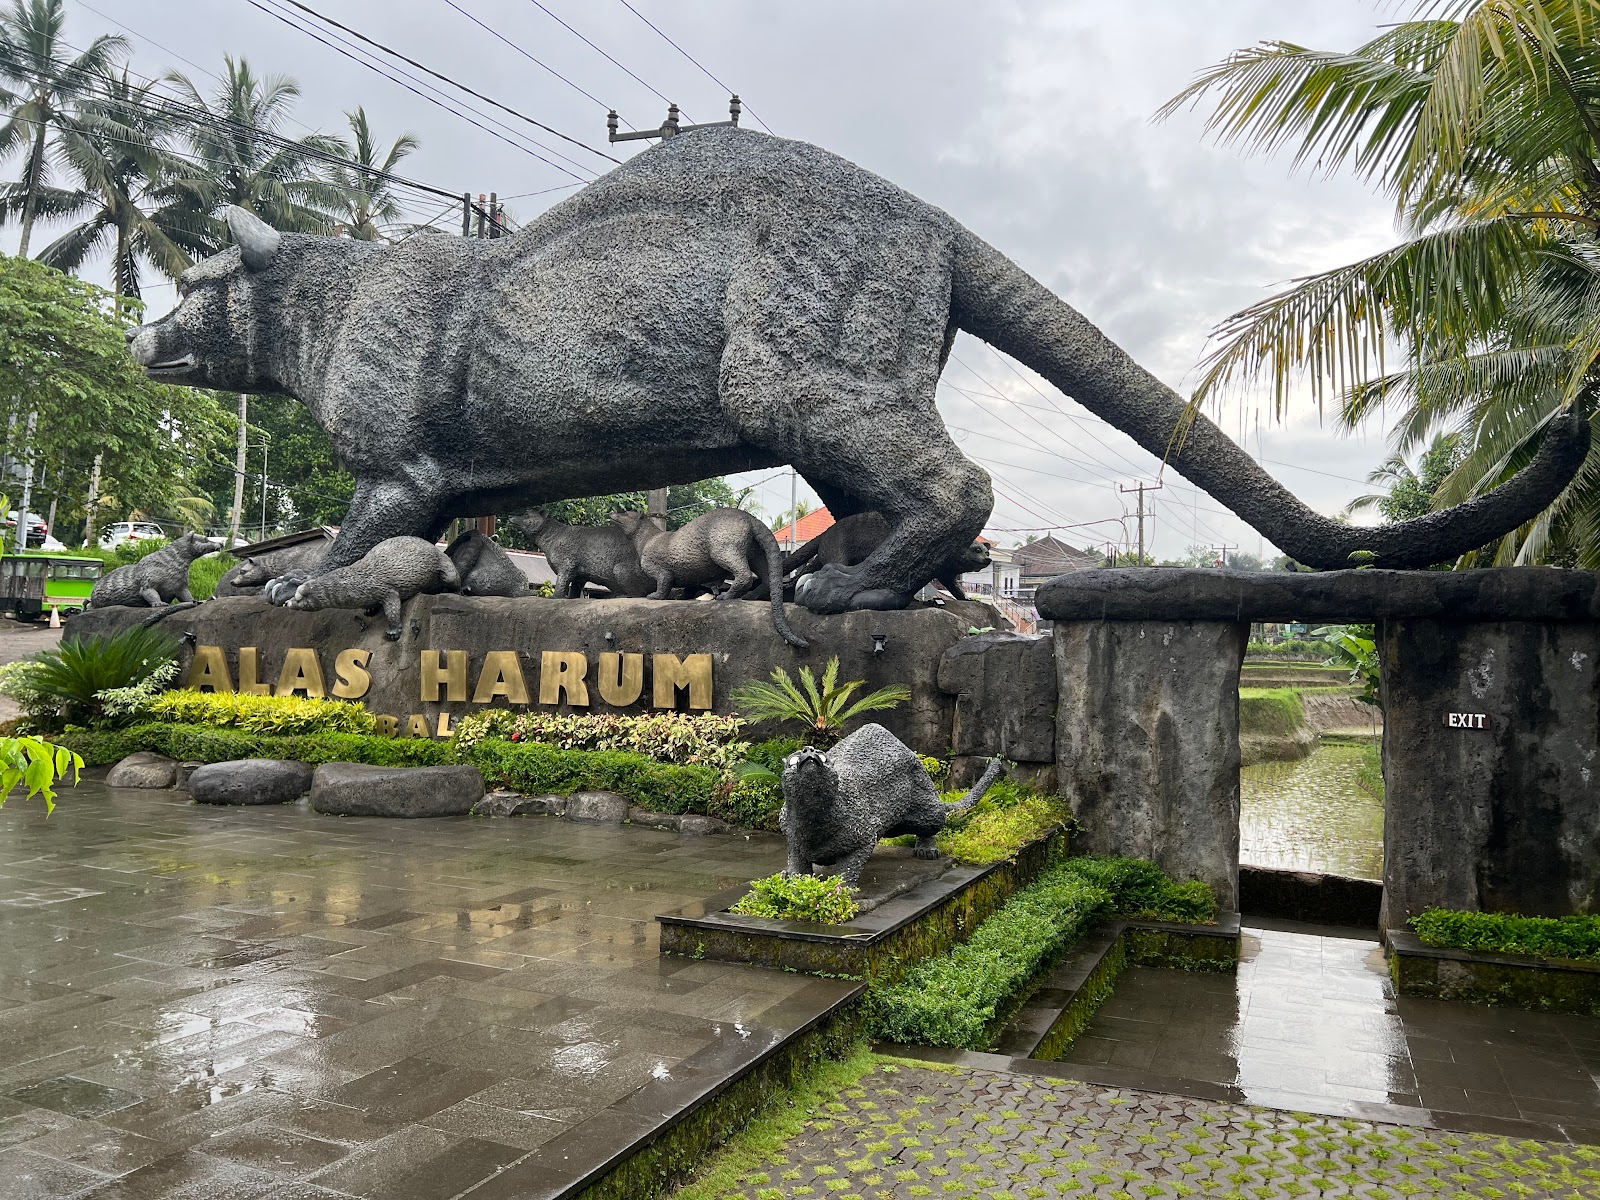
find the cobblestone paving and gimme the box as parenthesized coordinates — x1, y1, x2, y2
(686, 1058, 1600, 1199)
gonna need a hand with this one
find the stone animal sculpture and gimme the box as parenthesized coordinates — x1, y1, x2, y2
(213, 541, 328, 597)
(283, 535, 459, 639)
(613, 508, 807, 648)
(128, 131, 1589, 613)
(785, 512, 991, 601)
(511, 512, 654, 598)
(780, 722, 1006, 886)
(89, 532, 221, 608)
(444, 529, 529, 596)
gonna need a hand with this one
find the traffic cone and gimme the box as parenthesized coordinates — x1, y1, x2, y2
(47, 607, 60, 630)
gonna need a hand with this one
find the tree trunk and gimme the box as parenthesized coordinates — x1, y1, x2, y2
(16, 120, 48, 259)
(13, 410, 37, 554)
(83, 452, 102, 546)
(227, 393, 248, 547)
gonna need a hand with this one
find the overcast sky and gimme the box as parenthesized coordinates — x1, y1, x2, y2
(28, 0, 1413, 559)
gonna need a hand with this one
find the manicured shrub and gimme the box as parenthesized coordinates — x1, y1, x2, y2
(1411, 909, 1600, 962)
(1238, 687, 1307, 737)
(711, 776, 784, 831)
(461, 737, 720, 813)
(865, 855, 1216, 1048)
(145, 691, 376, 736)
(453, 708, 748, 770)
(935, 788, 1073, 865)
(732, 873, 860, 924)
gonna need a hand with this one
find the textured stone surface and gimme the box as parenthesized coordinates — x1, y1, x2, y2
(1238, 865, 1382, 927)
(473, 790, 564, 817)
(1380, 619, 1600, 924)
(1038, 565, 1600, 622)
(189, 758, 314, 806)
(214, 540, 328, 596)
(780, 722, 1004, 885)
(1056, 619, 1247, 909)
(127, 134, 1576, 618)
(564, 791, 629, 824)
(510, 513, 653, 598)
(937, 631, 1056, 762)
(69, 594, 970, 755)
(310, 762, 485, 817)
(106, 751, 178, 789)
(284, 535, 459, 639)
(444, 529, 528, 597)
(89, 531, 220, 608)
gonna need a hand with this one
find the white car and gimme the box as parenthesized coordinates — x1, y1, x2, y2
(98, 521, 167, 550)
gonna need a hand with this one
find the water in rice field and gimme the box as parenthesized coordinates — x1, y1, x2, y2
(1238, 740, 1384, 881)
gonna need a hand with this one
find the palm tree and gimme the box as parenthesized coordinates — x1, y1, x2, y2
(1346, 433, 1464, 523)
(1158, 0, 1600, 565)
(0, 0, 126, 256)
(331, 106, 418, 241)
(33, 71, 201, 300)
(163, 56, 345, 546)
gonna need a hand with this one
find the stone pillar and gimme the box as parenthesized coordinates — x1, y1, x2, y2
(1055, 619, 1247, 910)
(1380, 619, 1600, 926)
(938, 632, 1058, 793)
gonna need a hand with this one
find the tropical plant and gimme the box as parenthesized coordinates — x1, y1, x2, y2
(731, 871, 860, 924)
(1346, 432, 1465, 523)
(20, 626, 178, 728)
(144, 690, 376, 736)
(330, 106, 418, 241)
(0, 735, 81, 812)
(1158, 0, 1600, 566)
(0, 0, 127, 256)
(1313, 623, 1381, 708)
(729, 656, 910, 748)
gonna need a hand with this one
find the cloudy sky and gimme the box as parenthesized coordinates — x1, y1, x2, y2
(33, 0, 1414, 559)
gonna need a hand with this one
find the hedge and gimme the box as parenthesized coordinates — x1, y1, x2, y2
(1411, 908, 1600, 962)
(1237, 687, 1307, 738)
(865, 856, 1216, 1049)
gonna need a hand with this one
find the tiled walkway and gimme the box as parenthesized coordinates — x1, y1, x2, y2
(672, 1053, 1600, 1199)
(0, 776, 826, 1199)
(1054, 920, 1600, 1140)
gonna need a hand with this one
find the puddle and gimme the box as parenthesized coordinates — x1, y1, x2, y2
(1239, 742, 1383, 880)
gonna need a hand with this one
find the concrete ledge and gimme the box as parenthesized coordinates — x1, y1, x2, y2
(1387, 929, 1600, 1016)
(1036, 566, 1600, 623)
(1240, 866, 1382, 929)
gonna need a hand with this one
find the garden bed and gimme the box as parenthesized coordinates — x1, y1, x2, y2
(1387, 928, 1600, 1015)
(656, 825, 1070, 982)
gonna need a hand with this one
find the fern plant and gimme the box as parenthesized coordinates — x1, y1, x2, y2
(729, 656, 910, 748)
(24, 627, 179, 729)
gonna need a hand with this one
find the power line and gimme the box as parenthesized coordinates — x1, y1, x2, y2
(269, 0, 617, 166)
(615, 0, 772, 132)
(440, 0, 617, 116)
(526, 0, 669, 118)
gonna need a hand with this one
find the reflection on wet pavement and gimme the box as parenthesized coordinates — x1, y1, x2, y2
(0, 774, 828, 1197)
(1240, 742, 1384, 880)
(1058, 922, 1600, 1138)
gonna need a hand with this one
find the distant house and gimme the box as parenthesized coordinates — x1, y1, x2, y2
(771, 507, 835, 550)
(1012, 535, 1100, 596)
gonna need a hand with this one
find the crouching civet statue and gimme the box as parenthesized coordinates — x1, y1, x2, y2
(127, 128, 1588, 613)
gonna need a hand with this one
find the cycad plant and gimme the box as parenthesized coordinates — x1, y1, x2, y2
(21, 625, 177, 728)
(1158, 0, 1600, 566)
(729, 656, 910, 748)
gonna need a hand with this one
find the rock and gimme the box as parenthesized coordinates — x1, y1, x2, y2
(938, 633, 1056, 763)
(1036, 565, 1600, 624)
(566, 791, 629, 824)
(107, 751, 178, 789)
(189, 759, 313, 806)
(1239, 866, 1381, 929)
(175, 761, 206, 790)
(310, 763, 484, 817)
(628, 807, 679, 830)
(949, 756, 1055, 795)
(676, 814, 726, 836)
(474, 791, 565, 817)
(1055, 619, 1246, 911)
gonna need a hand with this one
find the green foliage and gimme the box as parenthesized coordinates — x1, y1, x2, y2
(451, 708, 748, 771)
(865, 856, 1216, 1048)
(1314, 623, 1381, 707)
(729, 657, 910, 748)
(464, 737, 720, 814)
(187, 551, 237, 600)
(10, 626, 177, 729)
(0, 736, 82, 814)
(57, 722, 458, 769)
(732, 872, 861, 924)
(713, 775, 784, 831)
(95, 658, 179, 722)
(143, 690, 376, 735)
(1245, 638, 1337, 660)
(1411, 908, 1600, 962)
(933, 782, 1073, 865)
(502, 478, 750, 539)
(1237, 687, 1307, 737)
(1355, 742, 1385, 801)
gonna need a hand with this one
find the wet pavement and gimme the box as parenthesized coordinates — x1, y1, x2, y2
(0, 774, 833, 1198)
(1055, 920, 1600, 1141)
(1240, 744, 1385, 880)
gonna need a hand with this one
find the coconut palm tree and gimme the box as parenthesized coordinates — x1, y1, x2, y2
(0, 0, 126, 257)
(32, 71, 202, 300)
(331, 106, 418, 241)
(1158, 0, 1600, 565)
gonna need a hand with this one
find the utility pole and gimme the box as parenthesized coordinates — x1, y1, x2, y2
(647, 487, 669, 524)
(260, 436, 270, 540)
(227, 396, 247, 548)
(786, 468, 797, 550)
(607, 96, 742, 144)
(1208, 543, 1237, 568)
(1119, 480, 1162, 564)
(13, 409, 36, 554)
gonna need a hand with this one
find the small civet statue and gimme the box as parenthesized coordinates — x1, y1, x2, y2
(779, 723, 1005, 887)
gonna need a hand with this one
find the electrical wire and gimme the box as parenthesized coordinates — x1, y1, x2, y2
(440, 0, 616, 116)
(615, 0, 771, 132)
(526, 0, 669, 118)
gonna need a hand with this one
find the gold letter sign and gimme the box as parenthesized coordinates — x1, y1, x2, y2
(652, 653, 713, 709)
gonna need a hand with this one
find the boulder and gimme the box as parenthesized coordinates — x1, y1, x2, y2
(310, 763, 485, 817)
(474, 791, 566, 817)
(565, 790, 629, 824)
(189, 759, 313, 806)
(107, 751, 178, 789)
(938, 633, 1057, 763)
(174, 761, 206, 790)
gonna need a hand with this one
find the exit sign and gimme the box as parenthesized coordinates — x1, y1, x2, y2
(1443, 712, 1492, 730)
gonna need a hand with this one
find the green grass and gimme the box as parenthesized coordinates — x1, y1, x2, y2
(1355, 742, 1385, 801)
(1238, 687, 1306, 737)
(1411, 908, 1600, 962)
